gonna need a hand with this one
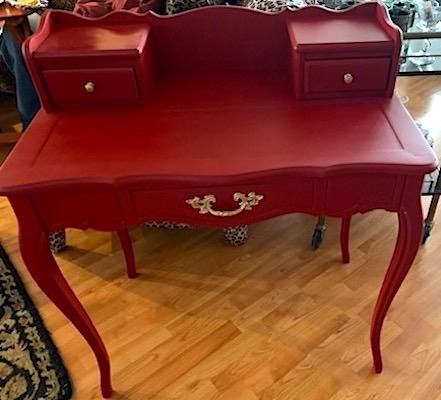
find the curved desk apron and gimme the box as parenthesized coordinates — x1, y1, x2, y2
(0, 4, 438, 398)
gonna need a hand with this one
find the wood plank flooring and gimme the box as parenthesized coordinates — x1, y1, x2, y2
(0, 76, 441, 399)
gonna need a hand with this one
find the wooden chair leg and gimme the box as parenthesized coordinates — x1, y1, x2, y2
(116, 229, 138, 279)
(340, 216, 351, 264)
(49, 229, 66, 253)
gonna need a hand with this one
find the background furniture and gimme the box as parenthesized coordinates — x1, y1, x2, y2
(0, 0, 77, 144)
(400, 31, 441, 75)
(0, 0, 77, 95)
(0, 2, 38, 143)
(398, 15, 441, 242)
(0, 4, 437, 397)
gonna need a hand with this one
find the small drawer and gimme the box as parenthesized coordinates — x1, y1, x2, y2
(303, 58, 391, 97)
(42, 68, 140, 107)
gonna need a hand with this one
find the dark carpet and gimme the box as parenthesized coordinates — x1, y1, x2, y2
(0, 244, 72, 399)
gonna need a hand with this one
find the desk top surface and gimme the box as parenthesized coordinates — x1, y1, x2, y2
(0, 73, 437, 193)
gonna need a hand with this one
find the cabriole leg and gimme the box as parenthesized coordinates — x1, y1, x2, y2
(11, 196, 113, 398)
(370, 204, 422, 373)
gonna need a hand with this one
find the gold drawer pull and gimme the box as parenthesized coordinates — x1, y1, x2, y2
(84, 81, 95, 93)
(186, 192, 264, 217)
(343, 73, 354, 84)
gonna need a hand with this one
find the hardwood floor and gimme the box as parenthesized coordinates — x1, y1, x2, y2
(1, 76, 441, 399)
(0, 92, 22, 145)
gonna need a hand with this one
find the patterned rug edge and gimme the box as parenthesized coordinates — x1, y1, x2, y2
(0, 244, 73, 400)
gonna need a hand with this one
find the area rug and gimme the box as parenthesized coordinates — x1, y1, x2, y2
(0, 244, 72, 400)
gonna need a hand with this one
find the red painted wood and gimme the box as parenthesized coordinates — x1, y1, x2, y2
(117, 230, 138, 279)
(0, 91, 434, 192)
(9, 195, 113, 398)
(303, 58, 391, 95)
(0, 4, 436, 397)
(340, 216, 351, 264)
(24, 18, 154, 111)
(42, 68, 140, 104)
(370, 177, 425, 373)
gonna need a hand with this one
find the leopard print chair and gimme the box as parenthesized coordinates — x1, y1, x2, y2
(142, 222, 250, 246)
(246, 0, 309, 11)
(165, 0, 246, 14)
(165, 0, 309, 14)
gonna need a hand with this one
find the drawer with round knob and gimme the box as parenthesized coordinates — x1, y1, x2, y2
(302, 58, 392, 98)
(287, 14, 401, 100)
(42, 68, 140, 109)
(24, 17, 154, 111)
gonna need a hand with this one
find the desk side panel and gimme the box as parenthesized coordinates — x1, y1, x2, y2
(29, 185, 127, 232)
(324, 173, 405, 216)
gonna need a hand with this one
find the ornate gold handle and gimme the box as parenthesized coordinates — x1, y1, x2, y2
(343, 73, 353, 84)
(186, 192, 264, 217)
(84, 81, 95, 93)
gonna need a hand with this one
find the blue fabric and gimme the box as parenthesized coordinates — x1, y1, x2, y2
(0, 26, 40, 131)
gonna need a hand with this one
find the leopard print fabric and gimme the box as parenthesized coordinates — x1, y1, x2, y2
(166, 0, 247, 15)
(166, 0, 311, 24)
(143, 222, 249, 245)
(49, 230, 67, 253)
(143, 221, 194, 229)
(166, 0, 223, 15)
(246, 0, 310, 12)
(49, 0, 78, 10)
(223, 225, 248, 246)
(47, 223, 249, 254)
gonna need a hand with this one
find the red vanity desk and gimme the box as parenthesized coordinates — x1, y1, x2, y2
(0, 3, 438, 397)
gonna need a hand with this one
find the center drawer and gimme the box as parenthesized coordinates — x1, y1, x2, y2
(128, 180, 316, 226)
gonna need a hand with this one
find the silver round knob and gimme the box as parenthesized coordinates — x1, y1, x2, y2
(84, 81, 95, 93)
(343, 73, 353, 85)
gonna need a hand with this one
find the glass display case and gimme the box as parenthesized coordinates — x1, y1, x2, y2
(399, 30, 441, 75)
(397, 1, 441, 75)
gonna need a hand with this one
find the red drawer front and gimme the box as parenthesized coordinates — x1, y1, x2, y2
(42, 68, 140, 105)
(304, 58, 391, 96)
(32, 187, 123, 231)
(324, 174, 403, 216)
(129, 181, 316, 226)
